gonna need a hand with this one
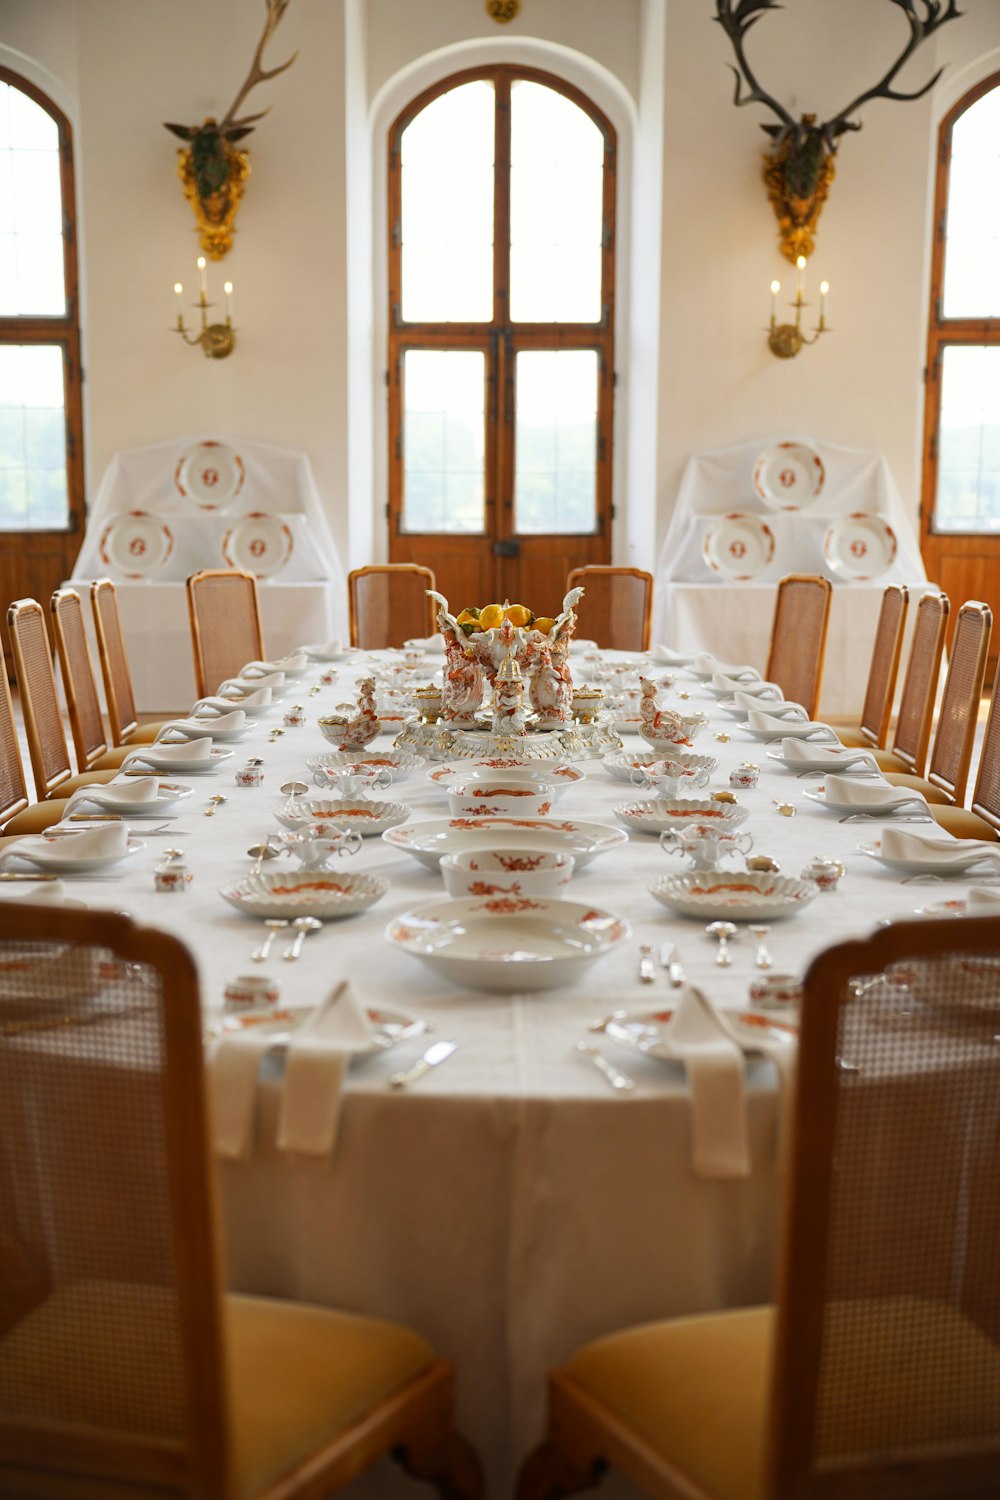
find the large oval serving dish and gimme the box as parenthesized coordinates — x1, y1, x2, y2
(382, 816, 628, 872)
(219, 870, 389, 919)
(649, 870, 817, 920)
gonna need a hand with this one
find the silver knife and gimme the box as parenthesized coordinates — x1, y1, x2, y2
(389, 1039, 458, 1089)
(638, 944, 656, 984)
(660, 942, 686, 988)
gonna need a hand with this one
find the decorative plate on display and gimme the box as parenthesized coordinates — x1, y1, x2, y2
(221, 512, 294, 579)
(649, 870, 817, 920)
(823, 513, 897, 581)
(98, 511, 174, 580)
(702, 513, 776, 581)
(752, 441, 825, 511)
(174, 439, 245, 511)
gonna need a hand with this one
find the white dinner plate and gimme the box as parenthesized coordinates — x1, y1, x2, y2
(219, 870, 389, 919)
(765, 742, 881, 775)
(801, 785, 926, 817)
(823, 513, 898, 582)
(386, 896, 629, 993)
(382, 817, 628, 872)
(68, 780, 193, 816)
(702, 513, 776, 581)
(752, 441, 825, 511)
(221, 513, 294, 579)
(205, 1003, 422, 1051)
(649, 870, 817, 920)
(98, 510, 174, 579)
(174, 439, 245, 510)
(605, 1007, 798, 1060)
(857, 839, 1000, 878)
(742, 720, 839, 743)
(122, 744, 234, 774)
(2, 835, 144, 875)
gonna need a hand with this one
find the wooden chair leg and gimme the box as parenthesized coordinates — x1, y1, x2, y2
(516, 1439, 607, 1500)
(393, 1426, 485, 1499)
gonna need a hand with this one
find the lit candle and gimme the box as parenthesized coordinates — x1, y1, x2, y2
(770, 279, 780, 322)
(224, 280, 234, 322)
(173, 282, 183, 327)
(796, 255, 806, 303)
(819, 280, 830, 327)
(197, 255, 207, 301)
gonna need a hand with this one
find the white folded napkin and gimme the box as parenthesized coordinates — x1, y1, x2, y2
(66, 776, 161, 811)
(277, 981, 376, 1157)
(712, 674, 782, 697)
(652, 645, 696, 666)
(657, 987, 750, 1179)
(219, 671, 286, 695)
(734, 691, 806, 718)
(821, 774, 923, 811)
(241, 655, 307, 676)
(567, 638, 598, 656)
(695, 655, 759, 681)
(155, 709, 246, 743)
(298, 639, 347, 658)
(747, 709, 836, 740)
(124, 737, 214, 766)
(3, 822, 129, 869)
(196, 688, 272, 714)
(966, 887, 1000, 915)
(779, 739, 881, 772)
(403, 635, 445, 654)
(880, 826, 1000, 869)
(2, 879, 69, 905)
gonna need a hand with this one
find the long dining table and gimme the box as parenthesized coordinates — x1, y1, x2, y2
(7, 645, 994, 1497)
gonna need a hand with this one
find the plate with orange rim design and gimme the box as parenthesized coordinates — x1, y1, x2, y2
(823, 513, 897, 582)
(204, 1003, 426, 1051)
(175, 439, 245, 511)
(605, 1008, 798, 1059)
(99, 511, 174, 579)
(648, 870, 817, 920)
(752, 441, 825, 511)
(221, 512, 294, 579)
(218, 870, 389, 919)
(702, 513, 775, 581)
(382, 817, 628, 872)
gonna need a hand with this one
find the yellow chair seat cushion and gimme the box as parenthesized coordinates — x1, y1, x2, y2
(0, 1280, 435, 1498)
(836, 727, 876, 749)
(45, 769, 123, 798)
(89, 745, 137, 771)
(123, 720, 173, 745)
(883, 772, 951, 805)
(564, 1305, 773, 1500)
(872, 748, 914, 774)
(929, 805, 1000, 841)
(2, 798, 70, 835)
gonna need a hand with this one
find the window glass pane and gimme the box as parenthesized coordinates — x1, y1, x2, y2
(400, 81, 494, 323)
(933, 346, 1000, 533)
(510, 81, 604, 324)
(0, 81, 65, 315)
(402, 350, 485, 533)
(0, 344, 69, 530)
(943, 85, 1000, 317)
(514, 350, 597, 534)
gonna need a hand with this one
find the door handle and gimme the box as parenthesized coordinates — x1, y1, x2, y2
(492, 539, 520, 558)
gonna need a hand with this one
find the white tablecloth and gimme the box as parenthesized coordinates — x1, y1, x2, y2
(6, 654, 988, 1496)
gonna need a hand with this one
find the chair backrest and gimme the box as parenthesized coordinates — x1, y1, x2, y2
(923, 600, 992, 805)
(0, 905, 230, 1497)
(856, 583, 909, 748)
(888, 589, 950, 776)
(768, 916, 1000, 1497)
(91, 578, 140, 747)
(348, 565, 437, 649)
(967, 656, 1000, 834)
(764, 575, 833, 719)
(50, 589, 112, 773)
(7, 597, 76, 800)
(186, 569, 265, 700)
(565, 567, 653, 652)
(0, 654, 30, 827)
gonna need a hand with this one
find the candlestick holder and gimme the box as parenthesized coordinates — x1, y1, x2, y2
(767, 257, 830, 360)
(172, 258, 236, 359)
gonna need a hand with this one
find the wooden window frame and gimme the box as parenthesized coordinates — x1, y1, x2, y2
(921, 68, 1000, 545)
(0, 66, 84, 539)
(386, 64, 617, 547)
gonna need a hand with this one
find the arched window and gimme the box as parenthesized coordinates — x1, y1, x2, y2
(0, 67, 83, 588)
(922, 72, 1000, 643)
(387, 66, 616, 612)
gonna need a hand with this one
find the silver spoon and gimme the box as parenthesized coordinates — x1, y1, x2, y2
(748, 924, 773, 970)
(283, 915, 322, 962)
(252, 919, 288, 963)
(706, 920, 737, 967)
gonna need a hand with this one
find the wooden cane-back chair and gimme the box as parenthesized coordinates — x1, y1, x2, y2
(518, 917, 1000, 1500)
(347, 565, 437, 649)
(49, 590, 135, 774)
(764, 575, 833, 719)
(90, 579, 170, 746)
(0, 652, 68, 838)
(837, 583, 909, 750)
(0, 904, 482, 1500)
(187, 569, 266, 701)
(873, 590, 950, 779)
(884, 599, 991, 807)
(931, 655, 1000, 841)
(564, 568, 653, 652)
(7, 599, 122, 801)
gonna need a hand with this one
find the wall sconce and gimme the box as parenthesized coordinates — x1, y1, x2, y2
(172, 257, 236, 359)
(767, 257, 830, 359)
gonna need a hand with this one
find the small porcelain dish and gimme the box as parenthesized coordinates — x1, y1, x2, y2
(426, 760, 584, 797)
(614, 799, 749, 835)
(439, 848, 575, 900)
(649, 870, 817, 921)
(602, 751, 718, 785)
(306, 750, 421, 785)
(446, 782, 558, 818)
(640, 714, 709, 751)
(274, 798, 410, 838)
(386, 896, 629, 993)
(383, 817, 628, 872)
(220, 870, 389, 920)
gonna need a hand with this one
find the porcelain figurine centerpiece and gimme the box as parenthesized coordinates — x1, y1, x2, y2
(318, 677, 381, 752)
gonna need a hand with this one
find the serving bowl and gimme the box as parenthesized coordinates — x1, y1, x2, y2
(220, 870, 389, 920)
(383, 816, 628, 872)
(446, 782, 557, 818)
(439, 849, 575, 899)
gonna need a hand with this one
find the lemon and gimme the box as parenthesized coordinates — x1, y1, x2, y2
(532, 617, 556, 636)
(455, 607, 480, 626)
(478, 603, 505, 630)
(504, 604, 532, 628)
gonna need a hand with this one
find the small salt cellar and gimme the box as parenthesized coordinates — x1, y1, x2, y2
(235, 762, 265, 788)
(224, 974, 281, 1007)
(802, 855, 846, 892)
(730, 761, 759, 790)
(283, 704, 307, 727)
(154, 853, 192, 893)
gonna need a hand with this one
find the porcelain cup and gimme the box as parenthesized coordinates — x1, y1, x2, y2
(440, 848, 575, 899)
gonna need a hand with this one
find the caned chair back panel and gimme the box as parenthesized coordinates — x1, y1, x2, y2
(187, 569, 265, 700)
(348, 565, 437, 649)
(0, 906, 229, 1496)
(0, 658, 29, 827)
(50, 589, 110, 772)
(925, 600, 992, 805)
(7, 598, 74, 800)
(764, 575, 833, 719)
(858, 583, 909, 748)
(889, 590, 950, 776)
(769, 917, 1000, 1496)
(969, 659, 1000, 833)
(91, 578, 139, 746)
(565, 568, 653, 652)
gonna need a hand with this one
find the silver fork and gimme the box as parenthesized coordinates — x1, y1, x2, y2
(575, 1042, 635, 1093)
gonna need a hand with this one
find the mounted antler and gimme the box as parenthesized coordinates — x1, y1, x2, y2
(164, 0, 299, 259)
(715, 0, 964, 261)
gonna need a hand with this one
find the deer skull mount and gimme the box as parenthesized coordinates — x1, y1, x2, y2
(715, 0, 963, 264)
(164, 0, 298, 260)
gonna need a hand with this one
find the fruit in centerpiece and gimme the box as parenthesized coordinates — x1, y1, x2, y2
(478, 603, 505, 631)
(504, 603, 534, 628)
(531, 617, 556, 636)
(455, 607, 482, 635)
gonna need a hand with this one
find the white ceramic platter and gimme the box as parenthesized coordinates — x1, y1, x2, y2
(614, 799, 748, 834)
(219, 869, 389, 919)
(857, 839, 1000, 878)
(274, 799, 410, 837)
(4, 835, 145, 875)
(205, 1002, 425, 1051)
(98, 510, 174, 579)
(174, 439, 245, 511)
(386, 896, 630, 993)
(752, 441, 825, 511)
(605, 1007, 798, 1060)
(222, 512, 294, 579)
(649, 870, 817, 920)
(426, 761, 584, 796)
(702, 512, 776, 581)
(383, 817, 628, 872)
(823, 512, 898, 582)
